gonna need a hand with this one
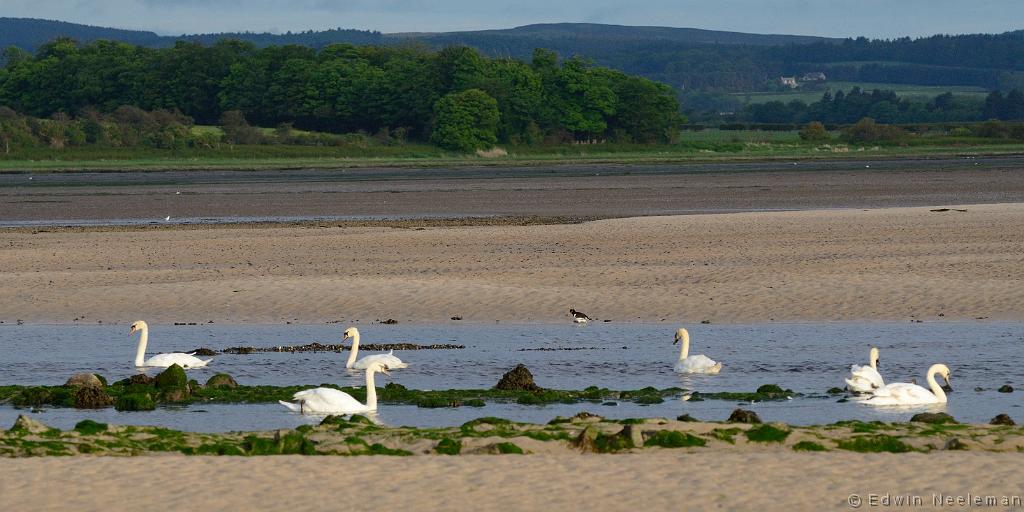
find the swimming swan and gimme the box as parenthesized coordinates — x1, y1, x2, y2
(863, 363, 952, 406)
(279, 361, 390, 414)
(673, 327, 722, 374)
(130, 320, 212, 368)
(845, 346, 884, 393)
(344, 327, 407, 370)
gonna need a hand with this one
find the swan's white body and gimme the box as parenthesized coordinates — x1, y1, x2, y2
(672, 327, 722, 374)
(863, 364, 951, 406)
(130, 321, 212, 368)
(280, 362, 388, 414)
(344, 327, 408, 370)
(845, 347, 884, 393)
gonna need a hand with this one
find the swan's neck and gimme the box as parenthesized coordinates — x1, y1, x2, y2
(345, 332, 360, 369)
(134, 325, 149, 366)
(678, 332, 690, 360)
(870, 357, 876, 370)
(364, 368, 377, 410)
(926, 368, 947, 403)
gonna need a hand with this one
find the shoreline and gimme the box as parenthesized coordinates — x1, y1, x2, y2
(3, 147, 1024, 174)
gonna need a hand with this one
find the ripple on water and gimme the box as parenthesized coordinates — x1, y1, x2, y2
(0, 322, 1021, 430)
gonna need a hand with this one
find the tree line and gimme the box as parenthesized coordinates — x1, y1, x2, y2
(0, 38, 683, 150)
(743, 87, 1024, 125)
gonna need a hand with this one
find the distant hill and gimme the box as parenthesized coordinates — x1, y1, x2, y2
(0, 17, 164, 49)
(1, 17, 1022, 94)
(396, 22, 834, 48)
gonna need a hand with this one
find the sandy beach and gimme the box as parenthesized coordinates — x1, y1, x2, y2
(2, 452, 1021, 511)
(2, 203, 1022, 324)
(3, 168, 1024, 511)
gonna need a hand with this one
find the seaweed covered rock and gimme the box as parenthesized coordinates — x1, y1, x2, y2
(190, 348, 218, 356)
(574, 425, 636, 453)
(495, 364, 541, 391)
(64, 373, 103, 388)
(154, 364, 190, 402)
(990, 414, 1016, 426)
(74, 385, 114, 409)
(205, 373, 238, 389)
(727, 408, 762, 424)
(8, 415, 52, 434)
(997, 385, 1014, 393)
(115, 393, 156, 411)
(910, 412, 957, 424)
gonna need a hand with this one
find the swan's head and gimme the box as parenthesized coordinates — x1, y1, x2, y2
(368, 361, 390, 375)
(673, 328, 689, 345)
(342, 327, 359, 341)
(870, 346, 880, 367)
(128, 320, 147, 335)
(937, 364, 952, 390)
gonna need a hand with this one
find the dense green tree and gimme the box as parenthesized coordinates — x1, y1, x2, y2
(430, 89, 499, 151)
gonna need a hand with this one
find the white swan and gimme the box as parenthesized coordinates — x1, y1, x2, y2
(344, 327, 407, 370)
(863, 364, 952, 406)
(845, 346, 885, 393)
(129, 321, 212, 368)
(673, 327, 722, 374)
(280, 360, 389, 414)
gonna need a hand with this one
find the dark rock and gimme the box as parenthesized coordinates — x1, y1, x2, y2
(571, 412, 603, 422)
(205, 373, 238, 389)
(997, 385, 1014, 393)
(676, 414, 698, 422)
(910, 412, 957, 424)
(944, 438, 968, 450)
(8, 415, 52, 434)
(117, 374, 155, 386)
(379, 318, 398, 324)
(450, 316, 462, 321)
(826, 387, 844, 395)
(727, 408, 762, 424)
(495, 364, 541, 391)
(990, 414, 1016, 426)
(189, 347, 218, 356)
(64, 373, 102, 388)
(74, 386, 113, 409)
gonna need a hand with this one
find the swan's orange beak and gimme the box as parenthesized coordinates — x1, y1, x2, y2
(128, 326, 136, 335)
(343, 333, 350, 341)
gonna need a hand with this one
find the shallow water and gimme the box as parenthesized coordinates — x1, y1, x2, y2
(1, 322, 1021, 431)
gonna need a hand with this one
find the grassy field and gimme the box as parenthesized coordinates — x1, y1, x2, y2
(1, 130, 1023, 172)
(731, 82, 990, 105)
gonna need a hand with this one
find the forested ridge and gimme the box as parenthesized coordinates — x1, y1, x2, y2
(3, 18, 1024, 93)
(0, 38, 682, 149)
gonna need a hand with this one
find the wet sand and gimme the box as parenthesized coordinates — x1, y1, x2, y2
(3, 158, 1024, 223)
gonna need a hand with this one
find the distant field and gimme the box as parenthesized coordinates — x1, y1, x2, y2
(731, 82, 990, 105)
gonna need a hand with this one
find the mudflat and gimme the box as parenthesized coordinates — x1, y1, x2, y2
(3, 158, 1024, 223)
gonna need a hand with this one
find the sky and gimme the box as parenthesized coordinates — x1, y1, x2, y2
(3, 0, 1021, 38)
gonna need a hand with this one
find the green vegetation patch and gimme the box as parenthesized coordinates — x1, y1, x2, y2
(435, 438, 462, 455)
(837, 435, 912, 453)
(792, 441, 828, 452)
(644, 430, 706, 448)
(745, 424, 791, 443)
(495, 442, 524, 454)
(72, 420, 108, 436)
